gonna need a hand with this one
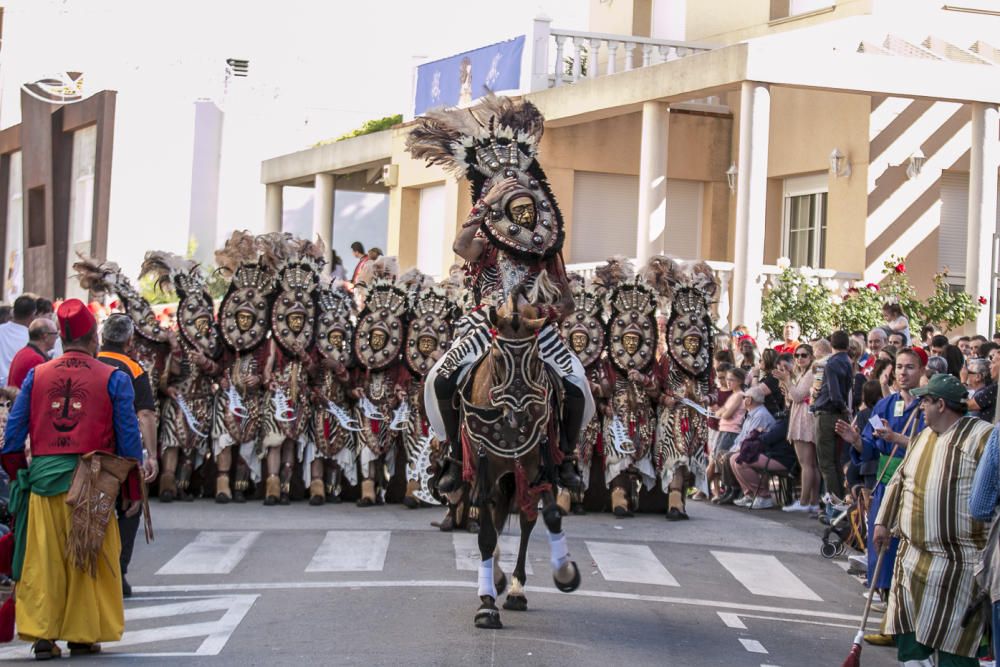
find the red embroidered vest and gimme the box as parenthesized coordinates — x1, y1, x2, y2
(29, 351, 115, 457)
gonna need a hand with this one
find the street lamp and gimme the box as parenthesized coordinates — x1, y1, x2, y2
(829, 148, 851, 178)
(725, 162, 738, 193)
(906, 149, 926, 180)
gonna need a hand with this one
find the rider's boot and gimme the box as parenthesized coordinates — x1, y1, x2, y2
(557, 381, 585, 490)
(436, 397, 464, 494)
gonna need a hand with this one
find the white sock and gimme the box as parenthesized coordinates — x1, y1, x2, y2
(478, 557, 497, 598)
(548, 530, 570, 570)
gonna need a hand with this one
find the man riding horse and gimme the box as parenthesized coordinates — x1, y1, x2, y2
(405, 94, 594, 496)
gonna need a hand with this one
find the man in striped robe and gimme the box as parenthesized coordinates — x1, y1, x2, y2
(874, 373, 991, 666)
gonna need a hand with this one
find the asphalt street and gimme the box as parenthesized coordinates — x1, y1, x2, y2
(0, 500, 898, 666)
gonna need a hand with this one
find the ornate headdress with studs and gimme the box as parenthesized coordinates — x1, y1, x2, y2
(139, 251, 221, 359)
(314, 287, 355, 366)
(269, 236, 325, 359)
(353, 279, 408, 372)
(405, 94, 564, 260)
(215, 231, 277, 353)
(560, 276, 606, 369)
(606, 279, 659, 374)
(404, 284, 456, 377)
(74, 253, 169, 344)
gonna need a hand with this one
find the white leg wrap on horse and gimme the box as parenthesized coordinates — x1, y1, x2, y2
(548, 531, 570, 570)
(478, 558, 497, 598)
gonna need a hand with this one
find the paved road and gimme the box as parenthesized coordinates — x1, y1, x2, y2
(0, 500, 897, 666)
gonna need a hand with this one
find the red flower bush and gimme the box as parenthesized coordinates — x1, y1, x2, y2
(894, 263, 906, 274)
(980, 296, 988, 305)
(866, 283, 880, 291)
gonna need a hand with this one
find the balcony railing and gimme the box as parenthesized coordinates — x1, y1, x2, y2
(565, 259, 735, 331)
(755, 264, 863, 296)
(528, 18, 718, 91)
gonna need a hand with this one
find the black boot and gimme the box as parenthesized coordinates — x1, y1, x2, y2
(436, 397, 463, 494)
(557, 381, 585, 490)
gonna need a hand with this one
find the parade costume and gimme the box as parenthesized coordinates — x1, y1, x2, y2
(308, 286, 359, 505)
(353, 270, 411, 506)
(259, 234, 324, 505)
(139, 252, 224, 501)
(598, 263, 658, 517)
(1, 300, 143, 655)
(646, 257, 718, 521)
(212, 232, 277, 502)
(73, 256, 173, 491)
(401, 273, 457, 508)
(405, 94, 593, 494)
(557, 274, 609, 514)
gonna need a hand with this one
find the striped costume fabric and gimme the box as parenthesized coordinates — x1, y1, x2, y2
(875, 415, 993, 657)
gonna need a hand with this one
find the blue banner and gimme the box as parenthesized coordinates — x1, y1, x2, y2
(414, 36, 525, 116)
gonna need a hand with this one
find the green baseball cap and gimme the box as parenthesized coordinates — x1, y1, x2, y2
(911, 373, 967, 404)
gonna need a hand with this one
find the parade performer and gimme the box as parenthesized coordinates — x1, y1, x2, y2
(212, 232, 277, 503)
(73, 255, 174, 494)
(557, 273, 609, 515)
(352, 258, 411, 506)
(401, 271, 457, 508)
(2, 299, 144, 659)
(259, 234, 324, 505)
(405, 94, 593, 495)
(596, 260, 658, 518)
(646, 257, 718, 521)
(308, 285, 359, 505)
(140, 252, 224, 501)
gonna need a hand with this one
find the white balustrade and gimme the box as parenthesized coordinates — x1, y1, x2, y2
(534, 24, 716, 92)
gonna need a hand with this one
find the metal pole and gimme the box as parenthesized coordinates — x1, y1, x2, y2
(990, 233, 1000, 336)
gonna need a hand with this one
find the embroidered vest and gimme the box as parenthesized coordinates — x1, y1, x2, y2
(30, 352, 115, 456)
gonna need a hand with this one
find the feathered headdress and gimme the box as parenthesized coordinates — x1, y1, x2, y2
(397, 267, 434, 293)
(214, 230, 257, 277)
(593, 256, 635, 289)
(140, 251, 204, 297)
(640, 255, 679, 306)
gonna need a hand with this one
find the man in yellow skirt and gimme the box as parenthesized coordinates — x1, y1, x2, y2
(1, 299, 143, 660)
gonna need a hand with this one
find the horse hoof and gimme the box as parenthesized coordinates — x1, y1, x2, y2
(503, 595, 528, 611)
(495, 572, 508, 597)
(474, 600, 503, 629)
(553, 561, 581, 593)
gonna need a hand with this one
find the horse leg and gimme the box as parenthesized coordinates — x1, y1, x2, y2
(474, 499, 503, 629)
(540, 488, 581, 593)
(503, 512, 534, 611)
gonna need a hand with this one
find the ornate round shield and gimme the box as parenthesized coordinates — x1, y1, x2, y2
(353, 281, 407, 372)
(177, 292, 222, 359)
(560, 284, 605, 369)
(271, 262, 319, 358)
(606, 281, 658, 374)
(666, 287, 713, 377)
(404, 288, 455, 377)
(219, 264, 275, 352)
(315, 288, 355, 366)
(480, 166, 564, 260)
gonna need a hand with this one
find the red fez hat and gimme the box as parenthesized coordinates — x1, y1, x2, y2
(58, 298, 97, 340)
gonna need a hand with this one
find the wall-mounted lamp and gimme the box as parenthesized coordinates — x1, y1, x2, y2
(725, 162, 738, 193)
(829, 148, 851, 178)
(906, 149, 926, 180)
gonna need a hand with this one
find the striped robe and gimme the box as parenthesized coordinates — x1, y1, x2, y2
(875, 415, 992, 656)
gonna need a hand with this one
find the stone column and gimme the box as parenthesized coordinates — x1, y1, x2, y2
(636, 101, 669, 265)
(312, 173, 335, 252)
(731, 82, 770, 334)
(966, 102, 999, 334)
(264, 183, 283, 234)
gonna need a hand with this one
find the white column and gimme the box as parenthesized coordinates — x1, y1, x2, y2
(636, 101, 669, 265)
(264, 183, 283, 233)
(527, 15, 552, 92)
(731, 82, 771, 334)
(967, 102, 1000, 335)
(312, 173, 335, 252)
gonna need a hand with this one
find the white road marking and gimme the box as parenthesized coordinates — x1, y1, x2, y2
(134, 580, 863, 622)
(157, 531, 260, 575)
(453, 533, 533, 575)
(711, 551, 822, 601)
(717, 612, 747, 629)
(586, 541, 679, 587)
(739, 639, 768, 654)
(0, 595, 258, 659)
(305, 530, 390, 572)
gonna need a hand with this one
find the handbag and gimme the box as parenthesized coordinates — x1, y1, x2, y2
(65, 451, 138, 577)
(735, 431, 765, 465)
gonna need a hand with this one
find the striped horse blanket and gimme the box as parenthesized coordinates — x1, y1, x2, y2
(876, 415, 992, 656)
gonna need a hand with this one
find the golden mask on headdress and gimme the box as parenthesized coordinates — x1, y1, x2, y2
(370, 329, 387, 351)
(417, 335, 436, 355)
(194, 315, 211, 337)
(508, 195, 537, 229)
(287, 313, 306, 334)
(570, 331, 589, 354)
(622, 332, 641, 356)
(328, 330, 344, 349)
(236, 311, 254, 332)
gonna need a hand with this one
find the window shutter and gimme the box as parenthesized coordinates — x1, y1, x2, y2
(938, 172, 968, 278)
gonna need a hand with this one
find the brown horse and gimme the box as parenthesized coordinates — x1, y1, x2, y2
(459, 279, 581, 629)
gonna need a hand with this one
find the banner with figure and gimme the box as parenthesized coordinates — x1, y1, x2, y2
(414, 36, 525, 116)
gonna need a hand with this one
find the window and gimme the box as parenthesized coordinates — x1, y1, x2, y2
(770, 0, 834, 21)
(782, 174, 827, 269)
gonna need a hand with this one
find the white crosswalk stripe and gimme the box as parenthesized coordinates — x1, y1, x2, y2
(306, 530, 391, 572)
(157, 531, 261, 575)
(711, 550, 822, 601)
(452, 533, 534, 575)
(586, 541, 679, 587)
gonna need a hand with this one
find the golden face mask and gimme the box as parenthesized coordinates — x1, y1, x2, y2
(570, 331, 589, 354)
(417, 335, 436, 355)
(236, 311, 254, 332)
(287, 313, 305, 334)
(622, 332, 641, 355)
(508, 195, 537, 229)
(370, 329, 387, 351)
(328, 331, 344, 348)
(194, 316, 211, 337)
(683, 334, 702, 355)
